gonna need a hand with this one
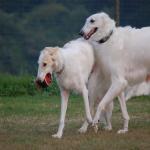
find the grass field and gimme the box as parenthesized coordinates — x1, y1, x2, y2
(0, 94, 150, 150)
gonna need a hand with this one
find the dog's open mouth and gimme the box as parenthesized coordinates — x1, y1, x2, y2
(35, 73, 52, 89)
(84, 27, 98, 40)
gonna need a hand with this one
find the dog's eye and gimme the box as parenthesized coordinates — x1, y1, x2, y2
(90, 19, 95, 23)
(43, 63, 47, 67)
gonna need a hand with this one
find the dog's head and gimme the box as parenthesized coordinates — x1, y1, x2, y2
(79, 12, 115, 41)
(35, 47, 59, 88)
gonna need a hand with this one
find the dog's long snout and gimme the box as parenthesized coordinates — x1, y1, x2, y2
(35, 78, 42, 85)
(35, 78, 42, 89)
(79, 30, 84, 36)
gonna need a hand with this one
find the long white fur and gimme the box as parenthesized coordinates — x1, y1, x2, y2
(81, 12, 150, 133)
(79, 64, 150, 134)
(79, 51, 150, 134)
(125, 82, 150, 100)
(37, 38, 95, 138)
(78, 62, 114, 133)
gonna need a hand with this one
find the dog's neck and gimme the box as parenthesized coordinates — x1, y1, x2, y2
(97, 30, 113, 44)
(56, 64, 65, 75)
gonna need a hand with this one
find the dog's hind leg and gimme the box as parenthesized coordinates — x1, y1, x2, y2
(78, 82, 94, 133)
(52, 89, 69, 138)
(82, 85, 93, 124)
(117, 92, 130, 134)
(104, 102, 113, 131)
(78, 90, 95, 133)
(93, 78, 128, 127)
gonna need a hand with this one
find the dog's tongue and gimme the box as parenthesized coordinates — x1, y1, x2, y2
(44, 73, 52, 86)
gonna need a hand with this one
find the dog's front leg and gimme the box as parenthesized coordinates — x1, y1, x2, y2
(117, 92, 130, 134)
(93, 78, 128, 127)
(52, 89, 69, 139)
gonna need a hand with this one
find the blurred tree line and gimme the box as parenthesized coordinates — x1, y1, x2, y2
(0, 0, 114, 75)
(0, 0, 150, 75)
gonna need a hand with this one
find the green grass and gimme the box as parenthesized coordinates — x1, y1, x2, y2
(0, 95, 150, 150)
(0, 74, 60, 96)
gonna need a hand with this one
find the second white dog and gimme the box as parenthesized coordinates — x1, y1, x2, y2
(80, 12, 150, 133)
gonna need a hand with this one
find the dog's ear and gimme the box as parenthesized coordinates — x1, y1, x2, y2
(101, 13, 115, 29)
(50, 47, 59, 57)
(44, 47, 59, 56)
(101, 13, 110, 27)
(53, 47, 59, 53)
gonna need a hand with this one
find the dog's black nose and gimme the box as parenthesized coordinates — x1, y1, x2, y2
(79, 30, 84, 36)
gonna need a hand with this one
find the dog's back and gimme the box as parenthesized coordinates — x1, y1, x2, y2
(61, 38, 94, 82)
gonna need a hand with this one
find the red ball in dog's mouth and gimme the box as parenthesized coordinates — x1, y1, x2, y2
(44, 73, 52, 86)
(36, 73, 52, 89)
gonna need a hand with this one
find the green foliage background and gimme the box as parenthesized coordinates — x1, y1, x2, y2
(1, 0, 149, 75)
(0, 0, 114, 75)
(0, 0, 114, 96)
(0, 74, 59, 96)
(0, 0, 150, 96)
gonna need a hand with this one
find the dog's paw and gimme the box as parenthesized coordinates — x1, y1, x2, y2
(104, 126, 112, 131)
(78, 127, 87, 134)
(52, 133, 62, 139)
(92, 118, 99, 126)
(93, 124, 98, 133)
(117, 129, 128, 134)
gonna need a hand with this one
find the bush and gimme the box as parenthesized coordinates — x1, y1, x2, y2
(0, 74, 59, 96)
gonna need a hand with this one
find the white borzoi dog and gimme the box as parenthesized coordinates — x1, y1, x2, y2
(36, 38, 95, 138)
(80, 12, 150, 133)
(79, 75, 150, 134)
(36, 38, 115, 137)
(79, 55, 150, 134)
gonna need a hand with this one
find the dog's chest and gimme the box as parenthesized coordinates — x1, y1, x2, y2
(94, 47, 114, 76)
(56, 74, 82, 93)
